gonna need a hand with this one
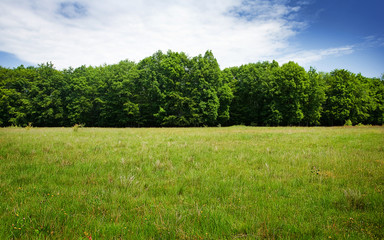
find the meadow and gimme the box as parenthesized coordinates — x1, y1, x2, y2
(0, 126, 383, 239)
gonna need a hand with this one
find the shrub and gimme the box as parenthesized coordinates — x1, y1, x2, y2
(25, 122, 33, 130)
(344, 119, 353, 126)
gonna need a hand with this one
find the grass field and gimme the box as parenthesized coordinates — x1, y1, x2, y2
(0, 126, 383, 239)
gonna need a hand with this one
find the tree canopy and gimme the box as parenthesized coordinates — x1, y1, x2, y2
(1, 50, 383, 127)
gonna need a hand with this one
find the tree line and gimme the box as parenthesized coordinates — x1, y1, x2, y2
(1, 50, 383, 127)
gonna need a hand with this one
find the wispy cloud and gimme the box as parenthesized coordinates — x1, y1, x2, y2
(277, 34, 384, 69)
(276, 45, 355, 67)
(362, 35, 384, 48)
(0, 0, 307, 68)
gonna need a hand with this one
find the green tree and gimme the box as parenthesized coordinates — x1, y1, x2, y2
(321, 69, 373, 125)
(273, 61, 310, 125)
(0, 65, 37, 126)
(133, 51, 168, 126)
(188, 51, 222, 126)
(27, 63, 65, 126)
(365, 76, 384, 125)
(302, 67, 326, 126)
(133, 50, 225, 127)
(217, 69, 234, 125)
(154, 51, 193, 126)
(62, 66, 94, 126)
(229, 61, 280, 126)
(97, 61, 139, 127)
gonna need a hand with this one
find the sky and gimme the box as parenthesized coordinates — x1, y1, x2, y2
(0, 0, 383, 78)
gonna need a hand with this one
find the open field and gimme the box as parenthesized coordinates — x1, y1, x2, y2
(0, 126, 383, 239)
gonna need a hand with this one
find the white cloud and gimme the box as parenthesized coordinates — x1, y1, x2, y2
(0, 0, 305, 69)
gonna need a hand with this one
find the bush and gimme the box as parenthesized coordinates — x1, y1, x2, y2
(344, 119, 353, 126)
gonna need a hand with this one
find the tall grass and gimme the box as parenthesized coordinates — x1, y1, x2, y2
(0, 126, 383, 239)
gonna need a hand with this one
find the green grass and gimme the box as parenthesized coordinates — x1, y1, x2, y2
(0, 126, 383, 239)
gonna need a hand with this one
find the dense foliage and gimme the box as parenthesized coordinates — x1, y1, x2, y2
(1, 50, 383, 127)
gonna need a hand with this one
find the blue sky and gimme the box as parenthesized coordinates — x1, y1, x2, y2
(0, 0, 383, 77)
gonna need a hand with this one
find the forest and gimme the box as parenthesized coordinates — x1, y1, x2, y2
(1, 50, 383, 127)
